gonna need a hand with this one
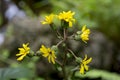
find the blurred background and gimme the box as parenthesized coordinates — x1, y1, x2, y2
(0, 0, 120, 80)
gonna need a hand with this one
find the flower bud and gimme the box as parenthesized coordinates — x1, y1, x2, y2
(76, 31, 81, 35)
(74, 34, 80, 40)
(51, 45, 59, 53)
(75, 57, 82, 63)
(28, 50, 35, 57)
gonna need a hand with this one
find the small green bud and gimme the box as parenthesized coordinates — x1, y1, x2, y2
(76, 31, 81, 35)
(36, 51, 41, 56)
(67, 53, 71, 58)
(62, 43, 66, 47)
(76, 57, 82, 63)
(51, 45, 58, 53)
(74, 34, 80, 40)
(50, 23, 57, 30)
(57, 67, 62, 71)
(28, 50, 35, 57)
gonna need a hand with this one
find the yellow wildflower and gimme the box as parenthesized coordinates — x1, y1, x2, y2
(80, 25, 90, 43)
(16, 43, 30, 61)
(40, 45, 56, 64)
(41, 14, 54, 24)
(80, 54, 92, 74)
(58, 11, 75, 27)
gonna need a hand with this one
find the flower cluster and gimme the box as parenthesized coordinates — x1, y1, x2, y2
(41, 11, 75, 28)
(16, 10, 92, 77)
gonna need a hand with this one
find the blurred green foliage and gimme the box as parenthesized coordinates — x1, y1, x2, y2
(75, 69, 120, 80)
(0, 67, 33, 80)
(49, 0, 120, 44)
(0, 49, 44, 80)
(1, 0, 120, 79)
(21, 3, 36, 17)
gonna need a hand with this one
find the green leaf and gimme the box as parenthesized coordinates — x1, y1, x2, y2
(75, 69, 120, 80)
(0, 67, 34, 80)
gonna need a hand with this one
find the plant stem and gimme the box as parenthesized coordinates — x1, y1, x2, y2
(56, 30, 63, 39)
(63, 28, 67, 41)
(61, 28, 68, 80)
(55, 59, 62, 66)
(56, 27, 68, 80)
(67, 34, 75, 40)
(56, 40, 64, 47)
(67, 49, 78, 59)
(62, 49, 67, 80)
(62, 65, 67, 80)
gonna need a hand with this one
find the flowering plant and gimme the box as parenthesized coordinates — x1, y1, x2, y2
(16, 11, 92, 80)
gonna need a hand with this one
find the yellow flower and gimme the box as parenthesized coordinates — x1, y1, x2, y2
(41, 14, 54, 24)
(16, 43, 30, 61)
(58, 11, 75, 27)
(80, 54, 92, 74)
(80, 25, 90, 43)
(40, 45, 56, 64)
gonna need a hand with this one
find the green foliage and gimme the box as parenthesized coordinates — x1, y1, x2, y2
(1, 0, 120, 79)
(75, 69, 120, 80)
(48, 0, 120, 46)
(50, 0, 99, 28)
(0, 67, 33, 80)
(50, 0, 120, 34)
(21, 3, 36, 17)
(0, 49, 10, 60)
(0, 49, 42, 80)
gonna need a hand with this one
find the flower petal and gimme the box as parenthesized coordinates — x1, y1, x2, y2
(84, 64, 89, 71)
(80, 64, 84, 74)
(17, 54, 26, 61)
(85, 57, 92, 64)
(82, 25, 86, 32)
(83, 54, 88, 61)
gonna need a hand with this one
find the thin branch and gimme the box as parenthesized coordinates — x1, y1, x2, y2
(63, 28, 67, 41)
(55, 59, 62, 66)
(67, 49, 78, 59)
(56, 30, 63, 39)
(62, 65, 67, 80)
(67, 34, 75, 40)
(56, 40, 64, 47)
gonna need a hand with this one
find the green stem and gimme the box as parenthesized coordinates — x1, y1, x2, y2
(62, 49, 68, 80)
(56, 27, 68, 79)
(67, 49, 78, 59)
(55, 59, 62, 66)
(62, 65, 67, 80)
